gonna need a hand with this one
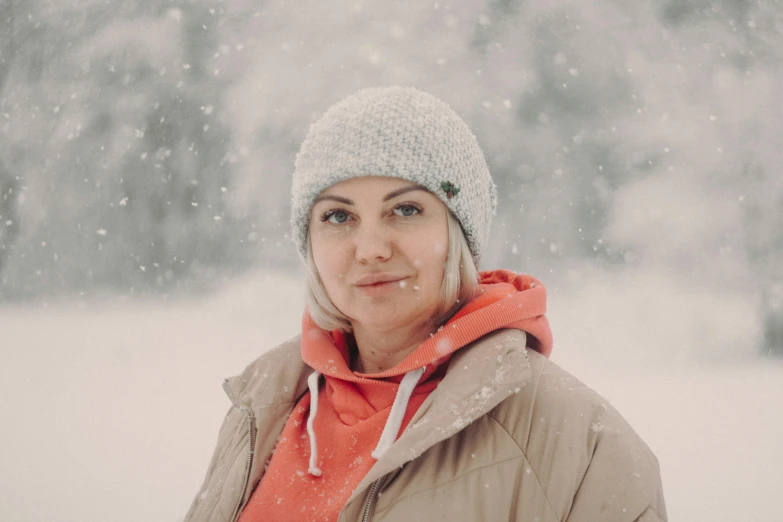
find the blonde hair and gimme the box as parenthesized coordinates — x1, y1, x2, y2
(305, 211, 480, 332)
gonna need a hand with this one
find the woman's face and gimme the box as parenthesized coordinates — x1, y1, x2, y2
(309, 176, 449, 333)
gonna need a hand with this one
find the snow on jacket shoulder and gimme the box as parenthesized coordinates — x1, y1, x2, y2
(184, 329, 666, 522)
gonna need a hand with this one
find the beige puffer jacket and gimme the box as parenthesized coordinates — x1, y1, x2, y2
(184, 329, 666, 522)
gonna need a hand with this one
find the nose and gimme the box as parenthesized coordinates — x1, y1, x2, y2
(353, 221, 392, 264)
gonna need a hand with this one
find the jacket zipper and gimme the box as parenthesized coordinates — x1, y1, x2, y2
(361, 478, 383, 522)
(223, 380, 256, 522)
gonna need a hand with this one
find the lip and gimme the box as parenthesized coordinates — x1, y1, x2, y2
(353, 274, 409, 297)
(353, 273, 408, 287)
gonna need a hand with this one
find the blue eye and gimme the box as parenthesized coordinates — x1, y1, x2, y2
(393, 204, 421, 217)
(323, 210, 350, 224)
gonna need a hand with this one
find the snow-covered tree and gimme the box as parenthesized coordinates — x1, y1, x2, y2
(0, 0, 257, 298)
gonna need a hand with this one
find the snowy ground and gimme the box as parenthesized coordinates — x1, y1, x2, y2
(1, 268, 781, 522)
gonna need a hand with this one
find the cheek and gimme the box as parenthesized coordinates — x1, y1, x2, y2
(414, 236, 449, 292)
(312, 238, 348, 291)
(421, 258, 446, 293)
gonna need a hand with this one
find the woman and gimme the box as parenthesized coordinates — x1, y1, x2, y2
(184, 87, 667, 522)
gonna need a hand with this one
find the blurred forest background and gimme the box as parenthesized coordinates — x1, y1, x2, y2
(0, 0, 781, 355)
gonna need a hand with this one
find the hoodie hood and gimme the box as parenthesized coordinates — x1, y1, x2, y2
(296, 268, 552, 471)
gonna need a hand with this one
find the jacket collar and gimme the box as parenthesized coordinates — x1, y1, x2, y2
(224, 328, 529, 412)
(223, 328, 531, 498)
(223, 335, 310, 411)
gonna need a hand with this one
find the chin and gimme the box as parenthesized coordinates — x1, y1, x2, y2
(355, 308, 432, 331)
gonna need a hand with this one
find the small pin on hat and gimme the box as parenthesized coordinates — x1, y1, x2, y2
(441, 181, 460, 199)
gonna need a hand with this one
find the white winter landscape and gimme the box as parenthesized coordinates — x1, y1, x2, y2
(2, 2, 783, 521)
(1, 268, 781, 522)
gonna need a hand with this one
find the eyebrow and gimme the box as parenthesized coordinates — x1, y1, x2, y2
(313, 185, 427, 206)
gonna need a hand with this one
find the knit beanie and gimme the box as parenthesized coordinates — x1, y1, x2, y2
(290, 86, 497, 267)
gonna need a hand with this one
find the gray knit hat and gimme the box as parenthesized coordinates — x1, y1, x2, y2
(291, 86, 497, 267)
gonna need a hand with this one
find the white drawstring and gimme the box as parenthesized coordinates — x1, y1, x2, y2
(305, 366, 426, 476)
(306, 370, 322, 477)
(371, 366, 426, 460)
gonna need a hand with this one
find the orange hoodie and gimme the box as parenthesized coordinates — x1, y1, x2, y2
(237, 270, 553, 522)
